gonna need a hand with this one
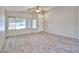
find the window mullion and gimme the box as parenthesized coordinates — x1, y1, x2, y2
(15, 17, 16, 30)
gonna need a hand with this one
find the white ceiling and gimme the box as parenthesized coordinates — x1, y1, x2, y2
(0, 6, 34, 12)
(0, 6, 55, 12)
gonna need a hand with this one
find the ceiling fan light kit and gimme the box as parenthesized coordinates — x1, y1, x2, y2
(36, 9, 41, 13)
(27, 6, 48, 14)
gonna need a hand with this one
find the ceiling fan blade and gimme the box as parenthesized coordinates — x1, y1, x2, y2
(27, 6, 48, 13)
(27, 6, 36, 11)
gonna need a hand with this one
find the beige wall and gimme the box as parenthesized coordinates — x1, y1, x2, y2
(6, 12, 33, 19)
(37, 13, 48, 32)
(6, 12, 47, 36)
(37, 14, 44, 32)
(47, 6, 78, 39)
(6, 12, 38, 36)
(78, 7, 79, 40)
(4, 6, 79, 39)
(7, 29, 37, 36)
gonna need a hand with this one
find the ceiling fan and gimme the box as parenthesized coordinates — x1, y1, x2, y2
(27, 6, 47, 14)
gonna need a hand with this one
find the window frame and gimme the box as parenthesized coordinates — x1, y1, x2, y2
(8, 16, 27, 30)
(8, 16, 37, 30)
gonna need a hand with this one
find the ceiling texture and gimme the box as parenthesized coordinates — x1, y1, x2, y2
(0, 6, 55, 12)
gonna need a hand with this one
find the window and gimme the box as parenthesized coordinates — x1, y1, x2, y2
(27, 20, 32, 28)
(32, 19, 37, 28)
(15, 18, 26, 29)
(9, 17, 16, 30)
(8, 17, 26, 30)
(0, 16, 5, 31)
(8, 17, 37, 30)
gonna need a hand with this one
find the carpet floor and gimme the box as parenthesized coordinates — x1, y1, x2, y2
(0, 32, 79, 53)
